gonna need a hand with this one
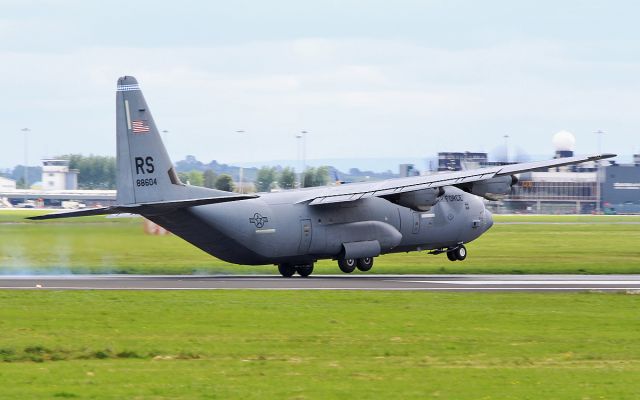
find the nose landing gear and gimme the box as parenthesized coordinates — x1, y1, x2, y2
(431, 244, 468, 261)
(446, 244, 467, 261)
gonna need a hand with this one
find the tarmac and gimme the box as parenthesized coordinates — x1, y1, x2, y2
(1, 274, 640, 291)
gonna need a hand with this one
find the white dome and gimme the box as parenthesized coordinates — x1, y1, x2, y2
(552, 130, 576, 151)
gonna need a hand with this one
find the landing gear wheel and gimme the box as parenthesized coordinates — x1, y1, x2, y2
(454, 245, 467, 261)
(338, 258, 356, 273)
(278, 263, 296, 277)
(446, 251, 457, 262)
(356, 257, 374, 272)
(296, 264, 314, 277)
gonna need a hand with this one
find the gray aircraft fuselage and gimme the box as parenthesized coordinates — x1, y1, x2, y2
(148, 185, 492, 266)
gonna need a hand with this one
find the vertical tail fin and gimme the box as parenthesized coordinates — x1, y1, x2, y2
(115, 76, 224, 204)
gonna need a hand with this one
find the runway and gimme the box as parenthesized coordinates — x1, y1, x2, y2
(2, 274, 640, 291)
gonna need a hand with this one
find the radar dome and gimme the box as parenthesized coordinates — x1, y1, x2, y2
(552, 130, 576, 151)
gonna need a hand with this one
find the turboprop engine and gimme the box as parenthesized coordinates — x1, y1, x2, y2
(386, 187, 444, 211)
(462, 175, 518, 201)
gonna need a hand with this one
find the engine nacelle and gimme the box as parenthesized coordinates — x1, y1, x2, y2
(466, 175, 518, 201)
(388, 187, 444, 211)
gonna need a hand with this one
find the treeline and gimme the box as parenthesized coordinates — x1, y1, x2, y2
(59, 154, 116, 189)
(181, 165, 330, 193)
(54, 154, 330, 192)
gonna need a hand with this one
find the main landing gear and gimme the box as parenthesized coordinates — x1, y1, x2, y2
(338, 257, 374, 273)
(446, 244, 467, 262)
(278, 257, 375, 277)
(278, 263, 314, 278)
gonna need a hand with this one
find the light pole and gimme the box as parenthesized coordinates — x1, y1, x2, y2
(296, 130, 307, 187)
(236, 130, 246, 194)
(503, 134, 510, 163)
(595, 130, 605, 214)
(21, 128, 30, 199)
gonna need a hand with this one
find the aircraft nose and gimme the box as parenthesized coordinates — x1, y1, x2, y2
(483, 209, 494, 231)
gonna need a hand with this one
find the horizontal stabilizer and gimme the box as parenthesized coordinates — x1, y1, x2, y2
(27, 207, 122, 220)
(27, 194, 258, 220)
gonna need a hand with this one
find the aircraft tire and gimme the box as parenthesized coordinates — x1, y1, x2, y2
(446, 251, 457, 262)
(454, 245, 467, 261)
(338, 258, 356, 273)
(296, 264, 314, 277)
(278, 263, 296, 277)
(356, 257, 374, 271)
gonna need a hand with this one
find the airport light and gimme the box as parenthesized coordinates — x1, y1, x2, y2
(21, 128, 30, 200)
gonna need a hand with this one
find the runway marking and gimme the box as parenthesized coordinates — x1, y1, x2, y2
(399, 280, 640, 285)
(1, 287, 640, 291)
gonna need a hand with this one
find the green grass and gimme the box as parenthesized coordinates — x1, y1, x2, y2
(0, 290, 639, 399)
(1, 210, 639, 274)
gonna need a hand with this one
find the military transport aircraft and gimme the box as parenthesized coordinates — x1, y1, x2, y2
(30, 76, 616, 277)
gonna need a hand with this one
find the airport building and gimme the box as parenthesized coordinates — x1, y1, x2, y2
(438, 152, 489, 171)
(399, 163, 420, 177)
(0, 176, 16, 191)
(1, 159, 113, 208)
(41, 159, 78, 191)
(438, 132, 640, 214)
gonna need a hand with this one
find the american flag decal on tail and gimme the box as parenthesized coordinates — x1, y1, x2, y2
(131, 120, 150, 134)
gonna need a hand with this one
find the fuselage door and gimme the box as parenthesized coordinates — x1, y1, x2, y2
(412, 212, 420, 234)
(298, 219, 312, 253)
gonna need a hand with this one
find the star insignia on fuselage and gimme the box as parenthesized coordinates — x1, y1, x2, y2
(249, 213, 269, 228)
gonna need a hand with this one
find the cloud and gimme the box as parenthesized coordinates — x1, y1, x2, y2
(0, 37, 638, 168)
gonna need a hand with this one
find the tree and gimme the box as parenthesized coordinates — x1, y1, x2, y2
(314, 166, 330, 187)
(10, 165, 42, 188)
(279, 167, 296, 190)
(178, 172, 190, 185)
(16, 177, 26, 189)
(302, 166, 329, 188)
(255, 166, 277, 192)
(59, 154, 116, 189)
(188, 170, 204, 187)
(203, 169, 217, 189)
(215, 174, 234, 192)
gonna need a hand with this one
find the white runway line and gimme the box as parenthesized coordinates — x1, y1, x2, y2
(1, 286, 640, 291)
(397, 280, 640, 285)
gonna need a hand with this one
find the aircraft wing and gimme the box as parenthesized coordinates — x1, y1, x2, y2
(27, 194, 258, 220)
(302, 153, 616, 206)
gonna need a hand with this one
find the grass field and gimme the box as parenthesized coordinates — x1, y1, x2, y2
(0, 290, 639, 399)
(2, 211, 640, 398)
(1, 210, 639, 274)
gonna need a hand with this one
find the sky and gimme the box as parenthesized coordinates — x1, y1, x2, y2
(1, 0, 639, 172)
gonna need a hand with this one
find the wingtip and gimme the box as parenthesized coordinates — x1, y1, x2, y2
(589, 153, 617, 160)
